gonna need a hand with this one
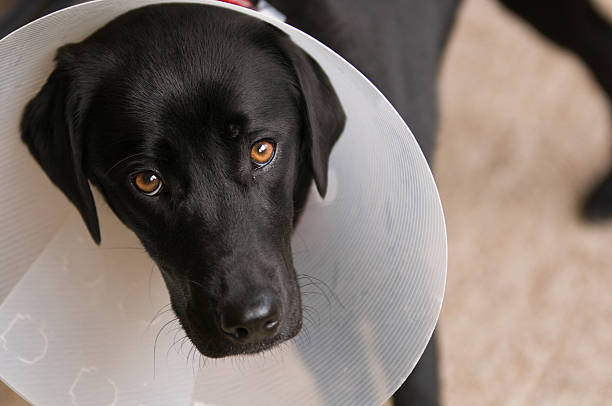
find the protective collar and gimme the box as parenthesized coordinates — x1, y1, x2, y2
(0, 1, 446, 404)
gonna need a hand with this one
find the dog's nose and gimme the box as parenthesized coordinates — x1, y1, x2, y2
(220, 291, 281, 343)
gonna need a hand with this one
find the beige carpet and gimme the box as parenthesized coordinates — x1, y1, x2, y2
(435, 0, 612, 405)
(2, 0, 612, 405)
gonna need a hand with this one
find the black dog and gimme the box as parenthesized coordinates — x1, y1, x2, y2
(21, 4, 345, 358)
(20, 1, 612, 405)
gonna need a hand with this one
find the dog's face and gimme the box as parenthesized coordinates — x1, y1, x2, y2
(21, 5, 345, 358)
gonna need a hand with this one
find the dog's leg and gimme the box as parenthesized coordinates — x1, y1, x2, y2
(498, 0, 612, 220)
(392, 331, 440, 406)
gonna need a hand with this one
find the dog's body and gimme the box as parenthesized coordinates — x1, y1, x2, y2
(19, 1, 612, 405)
(266, 3, 612, 403)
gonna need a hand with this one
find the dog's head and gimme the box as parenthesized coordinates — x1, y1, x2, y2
(20, 4, 345, 357)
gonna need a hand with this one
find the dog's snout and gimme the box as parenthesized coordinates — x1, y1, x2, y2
(220, 290, 281, 343)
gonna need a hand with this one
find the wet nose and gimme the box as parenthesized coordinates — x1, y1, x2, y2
(220, 290, 281, 343)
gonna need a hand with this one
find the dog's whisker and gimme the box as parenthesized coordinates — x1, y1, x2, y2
(298, 301, 318, 347)
(186, 344, 195, 369)
(167, 337, 181, 357)
(302, 304, 320, 323)
(198, 353, 205, 370)
(298, 281, 329, 293)
(190, 346, 195, 376)
(298, 280, 332, 306)
(190, 344, 200, 377)
(301, 290, 326, 298)
(301, 307, 316, 323)
(171, 327, 183, 344)
(299, 273, 344, 309)
(296, 322, 312, 347)
(148, 303, 172, 327)
(153, 317, 178, 378)
(179, 336, 192, 355)
(167, 333, 187, 358)
(196, 351, 203, 373)
(301, 313, 318, 336)
(147, 308, 174, 330)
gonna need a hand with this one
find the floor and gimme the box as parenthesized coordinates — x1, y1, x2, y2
(2, 0, 612, 405)
(435, 0, 612, 404)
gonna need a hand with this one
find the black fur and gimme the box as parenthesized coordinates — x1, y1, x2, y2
(21, 4, 345, 358)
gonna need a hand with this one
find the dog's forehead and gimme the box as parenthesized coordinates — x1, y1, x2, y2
(111, 58, 299, 144)
(96, 13, 298, 134)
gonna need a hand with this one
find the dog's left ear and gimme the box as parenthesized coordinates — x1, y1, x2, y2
(281, 40, 346, 197)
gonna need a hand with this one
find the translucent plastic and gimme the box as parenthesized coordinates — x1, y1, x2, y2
(0, 1, 447, 405)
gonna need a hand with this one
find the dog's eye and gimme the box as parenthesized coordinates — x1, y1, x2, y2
(250, 140, 275, 166)
(132, 171, 163, 196)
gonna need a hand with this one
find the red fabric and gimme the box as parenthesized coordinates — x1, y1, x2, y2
(217, 0, 255, 9)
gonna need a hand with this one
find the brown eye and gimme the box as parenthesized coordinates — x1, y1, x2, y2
(250, 140, 275, 166)
(133, 171, 162, 196)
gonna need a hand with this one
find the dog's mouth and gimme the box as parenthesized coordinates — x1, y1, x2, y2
(157, 262, 304, 359)
(178, 299, 303, 359)
(182, 315, 303, 359)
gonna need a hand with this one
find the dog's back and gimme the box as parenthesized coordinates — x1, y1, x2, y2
(269, 0, 461, 161)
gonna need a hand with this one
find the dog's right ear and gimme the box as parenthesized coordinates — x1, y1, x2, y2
(21, 44, 106, 244)
(279, 38, 347, 197)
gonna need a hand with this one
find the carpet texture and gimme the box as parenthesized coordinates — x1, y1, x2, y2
(436, 0, 612, 404)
